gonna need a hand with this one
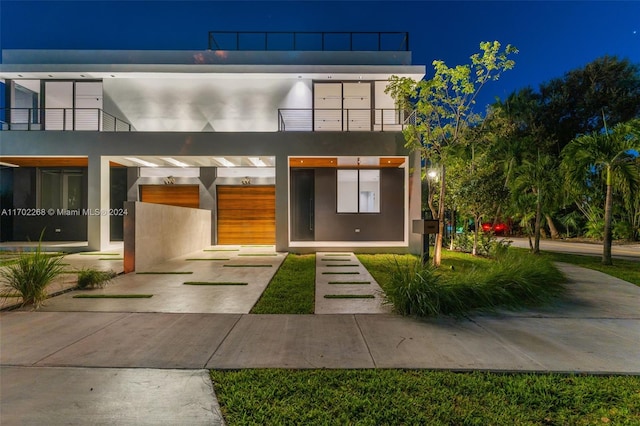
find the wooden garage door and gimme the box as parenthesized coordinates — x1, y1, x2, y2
(217, 185, 275, 245)
(140, 185, 200, 208)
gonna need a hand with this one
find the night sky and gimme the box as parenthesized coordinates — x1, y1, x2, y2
(1, 0, 639, 110)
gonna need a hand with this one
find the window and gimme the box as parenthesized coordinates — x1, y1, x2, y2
(337, 169, 380, 213)
(40, 169, 83, 210)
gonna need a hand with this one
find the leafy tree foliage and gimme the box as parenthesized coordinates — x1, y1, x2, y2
(539, 56, 640, 155)
(386, 41, 517, 265)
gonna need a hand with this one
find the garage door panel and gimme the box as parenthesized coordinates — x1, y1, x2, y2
(217, 185, 275, 245)
(217, 210, 275, 220)
(140, 185, 200, 208)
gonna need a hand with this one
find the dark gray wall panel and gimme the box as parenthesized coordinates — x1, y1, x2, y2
(313, 167, 404, 241)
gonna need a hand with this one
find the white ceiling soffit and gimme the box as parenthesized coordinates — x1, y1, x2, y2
(111, 156, 276, 168)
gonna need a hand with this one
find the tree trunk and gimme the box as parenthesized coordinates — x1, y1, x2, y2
(472, 216, 479, 256)
(433, 164, 446, 266)
(533, 190, 542, 254)
(602, 168, 613, 265)
(449, 207, 456, 250)
(545, 214, 560, 239)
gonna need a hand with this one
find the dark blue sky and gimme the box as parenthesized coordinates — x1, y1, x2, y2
(1, 1, 639, 110)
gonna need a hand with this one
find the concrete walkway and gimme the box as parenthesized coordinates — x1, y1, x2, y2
(315, 252, 391, 314)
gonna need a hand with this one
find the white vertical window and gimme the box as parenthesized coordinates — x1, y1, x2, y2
(359, 169, 380, 213)
(337, 169, 380, 213)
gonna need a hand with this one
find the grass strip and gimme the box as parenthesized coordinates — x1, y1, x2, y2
(210, 370, 640, 425)
(99, 257, 123, 260)
(238, 254, 278, 257)
(79, 253, 120, 256)
(537, 250, 640, 287)
(324, 264, 358, 267)
(224, 264, 272, 268)
(186, 258, 230, 261)
(322, 272, 359, 275)
(136, 271, 193, 275)
(328, 281, 371, 285)
(251, 254, 315, 314)
(324, 294, 375, 299)
(73, 294, 153, 299)
(204, 249, 239, 252)
(184, 282, 248, 286)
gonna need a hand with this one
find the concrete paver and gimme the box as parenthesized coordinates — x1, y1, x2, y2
(0, 312, 129, 365)
(207, 314, 375, 369)
(35, 313, 241, 369)
(0, 367, 223, 426)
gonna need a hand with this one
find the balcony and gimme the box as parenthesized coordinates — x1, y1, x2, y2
(0, 108, 132, 131)
(278, 108, 415, 132)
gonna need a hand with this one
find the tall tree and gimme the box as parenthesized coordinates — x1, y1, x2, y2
(540, 56, 640, 155)
(562, 119, 640, 264)
(386, 41, 517, 266)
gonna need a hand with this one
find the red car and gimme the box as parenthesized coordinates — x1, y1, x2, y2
(481, 222, 510, 235)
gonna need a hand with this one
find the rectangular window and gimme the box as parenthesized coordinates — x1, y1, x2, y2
(337, 169, 380, 213)
(40, 169, 84, 210)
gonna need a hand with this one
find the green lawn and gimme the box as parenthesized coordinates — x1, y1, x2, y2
(250, 254, 315, 314)
(210, 369, 640, 425)
(539, 251, 640, 287)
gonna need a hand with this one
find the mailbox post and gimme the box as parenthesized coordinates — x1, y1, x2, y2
(412, 219, 439, 265)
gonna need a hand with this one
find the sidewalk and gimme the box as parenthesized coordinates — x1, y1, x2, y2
(2, 264, 639, 372)
(1, 260, 639, 424)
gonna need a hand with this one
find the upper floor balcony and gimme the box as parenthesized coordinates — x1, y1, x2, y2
(278, 108, 415, 132)
(0, 108, 132, 131)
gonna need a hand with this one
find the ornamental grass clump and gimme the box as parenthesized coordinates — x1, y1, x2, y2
(0, 243, 65, 309)
(383, 250, 565, 317)
(77, 268, 117, 289)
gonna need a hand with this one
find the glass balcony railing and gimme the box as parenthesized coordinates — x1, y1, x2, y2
(0, 108, 132, 131)
(277, 108, 415, 132)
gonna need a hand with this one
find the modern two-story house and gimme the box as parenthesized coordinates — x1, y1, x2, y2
(0, 32, 425, 254)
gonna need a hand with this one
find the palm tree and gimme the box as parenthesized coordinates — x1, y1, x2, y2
(512, 153, 558, 254)
(562, 119, 640, 265)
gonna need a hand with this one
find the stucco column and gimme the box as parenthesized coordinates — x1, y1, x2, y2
(275, 154, 289, 252)
(87, 154, 110, 251)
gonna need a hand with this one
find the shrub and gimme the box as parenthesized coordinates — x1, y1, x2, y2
(0, 243, 65, 309)
(383, 250, 565, 317)
(77, 268, 117, 289)
(452, 231, 511, 257)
